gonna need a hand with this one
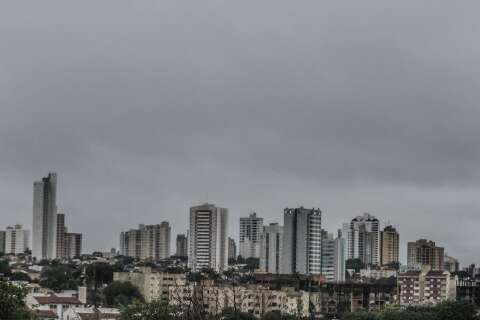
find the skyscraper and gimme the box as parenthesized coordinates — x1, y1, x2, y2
(380, 225, 400, 266)
(228, 237, 237, 261)
(188, 203, 228, 272)
(176, 234, 188, 258)
(32, 172, 57, 260)
(345, 213, 380, 266)
(321, 230, 345, 282)
(5, 225, 30, 255)
(239, 212, 263, 258)
(56, 213, 66, 258)
(64, 233, 82, 258)
(282, 207, 322, 275)
(260, 223, 283, 274)
(407, 239, 444, 271)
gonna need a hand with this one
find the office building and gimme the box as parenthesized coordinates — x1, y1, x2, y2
(176, 234, 188, 258)
(380, 225, 399, 266)
(5, 225, 30, 255)
(321, 230, 345, 282)
(228, 237, 237, 261)
(260, 223, 283, 274)
(282, 207, 322, 275)
(120, 223, 171, 260)
(239, 212, 263, 258)
(407, 239, 444, 271)
(32, 172, 58, 260)
(188, 203, 228, 272)
(345, 213, 380, 266)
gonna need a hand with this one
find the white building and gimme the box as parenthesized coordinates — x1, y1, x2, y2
(260, 223, 283, 274)
(282, 207, 322, 275)
(119, 222, 171, 260)
(321, 230, 345, 282)
(344, 213, 380, 266)
(5, 224, 29, 255)
(239, 212, 263, 258)
(188, 203, 228, 272)
(32, 172, 58, 260)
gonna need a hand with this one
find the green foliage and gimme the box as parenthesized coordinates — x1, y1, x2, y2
(86, 262, 115, 287)
(39, 264, 79, 292)
(121, 300, 179, 320)
(346, 259, 365, 273)
(8, 272, 32, 282)
(103, 281, 143, 307)
(261, 311, 296, 320)
(245, 257, 260, 271)
(343, 301, 479, 320)
(221, 307, 257, 320)
(0, 280, 30, 319)
(0, 259, 11, 275)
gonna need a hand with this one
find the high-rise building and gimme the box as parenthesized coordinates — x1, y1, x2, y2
(188, 203, 228, 272)
(120, 223, 171, 260)
(0, 231, 5, 254)
(5, 225, 30, 255)
(321, 230, 345, 282)
(176, 234, 188, 258)
(282, 207, 322, 275)
(64, 233, 82, 258)
(260, 223, 283, 274)
(239, 212, 263, 258)
(33, 172, 58, 260)
(407, 239, 444, 271)
(56, 213, 66, 258)
(228, 237, 237, 261)
(380, 225, 399, 266)
(345, 213, 380, 266)
(444, 254, 460, 273)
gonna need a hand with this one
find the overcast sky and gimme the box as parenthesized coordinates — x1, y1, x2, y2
(1, 1, 480, 265)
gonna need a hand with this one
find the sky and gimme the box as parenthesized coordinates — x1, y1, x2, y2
(1, 0, 480, 265)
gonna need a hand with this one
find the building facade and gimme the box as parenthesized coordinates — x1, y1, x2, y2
(239, 212, 263, 259)
(120, 223, 171, 260)
(4, 225, 29, 255)
(321, 230, 345, 282)
(380, 225, 399, 266)
(188, 203, 228, 272)
(228, 237, 237, 261)
(260, 223, 283, 274)
(444, 254, 460, 273)
(0, 231, 5, 254)
(345, 213, 380, 266)
(407, 239, 444, 271)
(64, 233, 82, 258)
(32, 172, 58, 260)
(282, 207, 322, 275)
(175, 234, 188, 257)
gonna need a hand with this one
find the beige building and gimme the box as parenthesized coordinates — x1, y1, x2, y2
(113, 267, 186, 302)
(119, 222, 171, 260)
(398, 267, 456, 305)
(380, 225, 399, 266)
(407, 239, 444, 271)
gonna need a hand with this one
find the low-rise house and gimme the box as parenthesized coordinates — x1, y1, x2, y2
(27, 293, 84, 320)
(63, 307, 120, 320)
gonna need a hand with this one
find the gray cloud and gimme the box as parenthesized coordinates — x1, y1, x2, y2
(1, 0, 480, 264)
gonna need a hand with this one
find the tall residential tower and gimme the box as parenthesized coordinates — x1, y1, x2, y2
(282, 207, 322, 275)
(188, 203, 228, 272)
(239, 212, 263, 258)
(32, 172, 58, 260)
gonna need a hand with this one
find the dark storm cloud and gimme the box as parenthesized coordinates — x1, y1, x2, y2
(1, 0, 480, 264)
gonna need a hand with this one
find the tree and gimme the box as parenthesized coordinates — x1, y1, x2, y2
(103, 281, 143, 307)
(346, 259, 364, 273)
(39, 264, 79, 292)
(121, 300, 179, 320)
(0, 259, 11, 276)
(0, 280, 31, 319)
(8, 272, 32, 282)
(221, 307, 257, 320)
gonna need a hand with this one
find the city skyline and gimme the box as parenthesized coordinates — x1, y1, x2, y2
(2, 1, 480, 266)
